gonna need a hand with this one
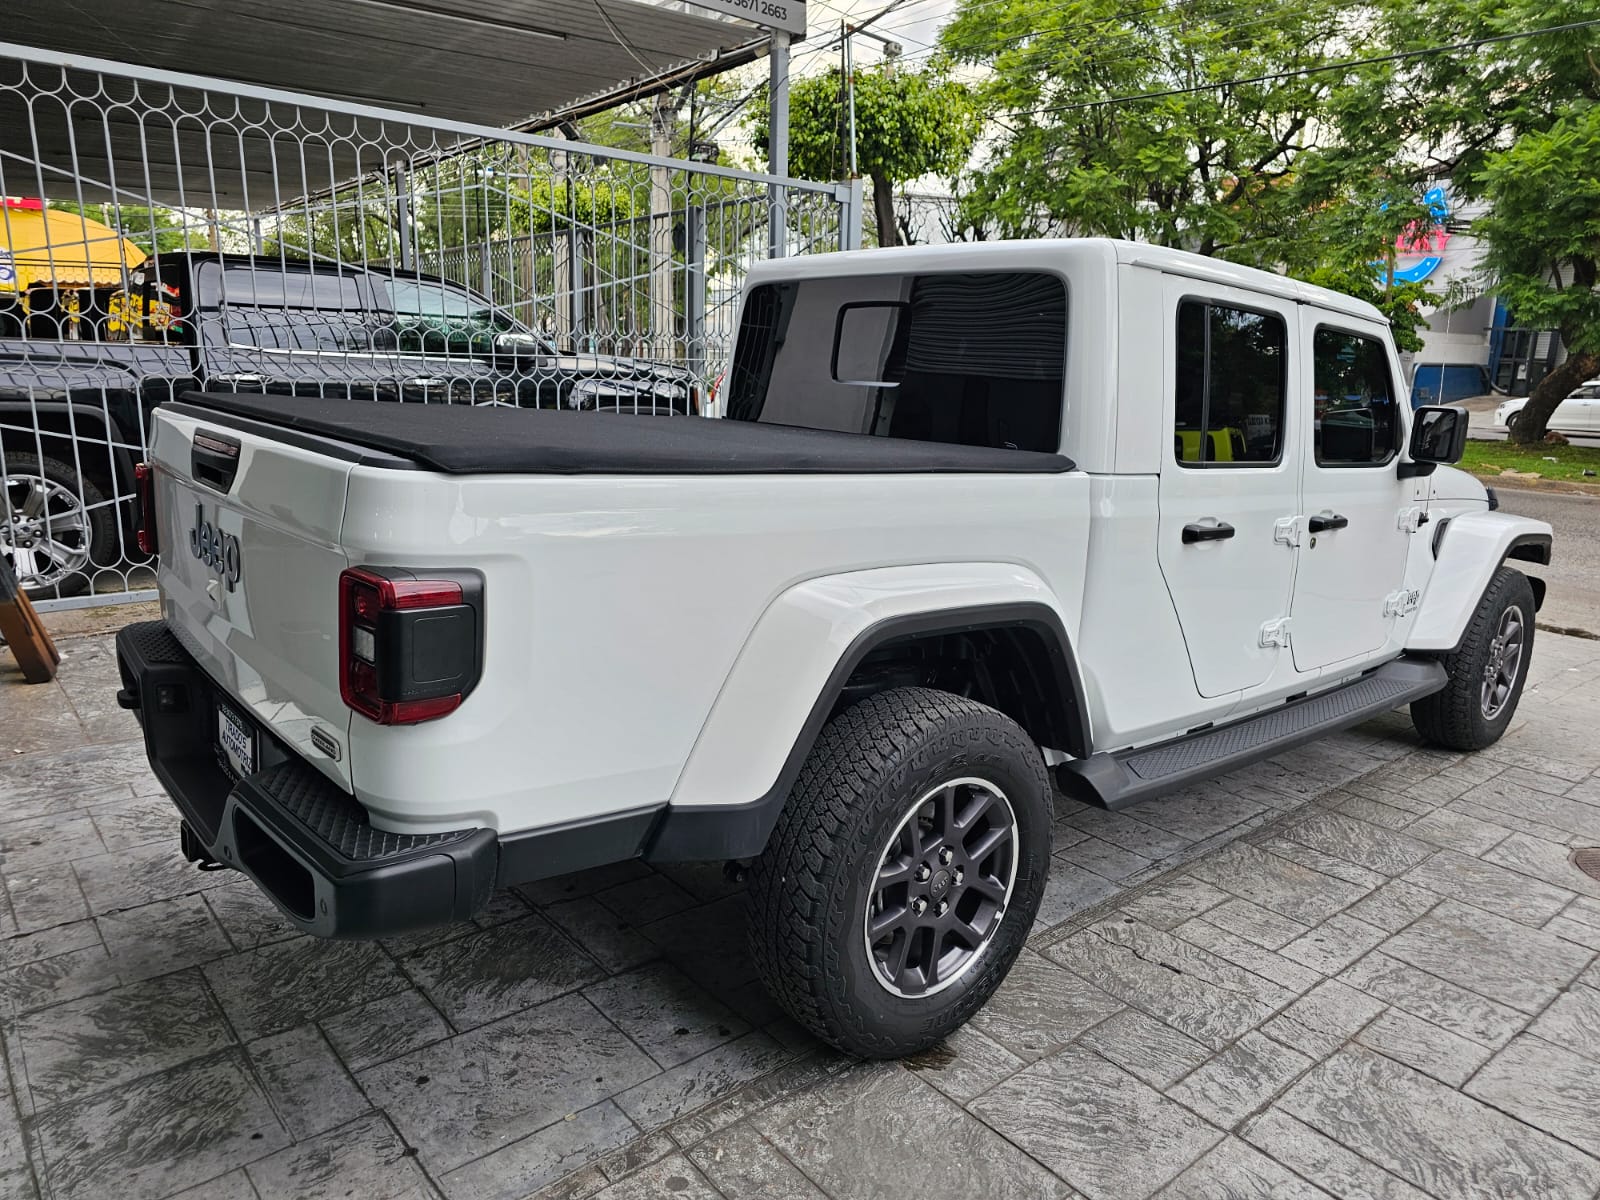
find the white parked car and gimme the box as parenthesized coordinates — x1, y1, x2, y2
(1496, 380, 1600, 433)
(116, 240, 1552, 1058)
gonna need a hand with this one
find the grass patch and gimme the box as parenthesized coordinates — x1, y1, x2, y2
(1459, 438, 1600, 483)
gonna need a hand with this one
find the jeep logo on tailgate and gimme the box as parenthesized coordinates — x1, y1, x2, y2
(189, 503, 242, 591)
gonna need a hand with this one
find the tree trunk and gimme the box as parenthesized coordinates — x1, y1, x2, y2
(871, 174, 897, 248)
(1510, 348, 1600, 443)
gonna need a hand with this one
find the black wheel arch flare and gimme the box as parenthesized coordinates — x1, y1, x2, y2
(644, 602, 1091, 863)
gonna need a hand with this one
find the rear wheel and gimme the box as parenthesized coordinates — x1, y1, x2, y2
(1, 452, 114, 601)
(1411, 566, 1536, 750)
(747, 686, 1051, 1058)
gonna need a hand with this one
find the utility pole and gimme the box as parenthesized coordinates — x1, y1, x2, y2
(844, 26, 858, 179)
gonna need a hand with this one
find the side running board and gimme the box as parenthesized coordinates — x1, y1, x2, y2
(1057, 657, 1447, 811)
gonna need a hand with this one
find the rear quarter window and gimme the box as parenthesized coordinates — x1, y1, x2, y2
(725, 270, 1066, 453)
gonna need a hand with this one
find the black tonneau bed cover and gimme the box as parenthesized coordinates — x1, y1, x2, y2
(172, 393, 1075, 476)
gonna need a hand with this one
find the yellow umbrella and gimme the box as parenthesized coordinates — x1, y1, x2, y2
(0, 199, 145, 292)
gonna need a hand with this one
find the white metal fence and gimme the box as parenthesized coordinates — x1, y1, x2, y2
(0, 41, 859, 608)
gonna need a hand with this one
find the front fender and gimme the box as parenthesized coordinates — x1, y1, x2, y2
(1408, 511, 1553, 653)
(648, 563, 1079, 860)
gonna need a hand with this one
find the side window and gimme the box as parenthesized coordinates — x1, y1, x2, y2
(1174, 300, 1286, 466)
(1312, 328, 1399, 466)
(725, 271, 1066, 453)
(211, 265, 370, 352)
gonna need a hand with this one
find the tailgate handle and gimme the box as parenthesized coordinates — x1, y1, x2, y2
(192, 429, 242, 493)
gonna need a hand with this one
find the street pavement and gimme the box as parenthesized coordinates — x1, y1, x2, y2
(1496, 488, 1600, 636)
(5, 628, 1600, 1200)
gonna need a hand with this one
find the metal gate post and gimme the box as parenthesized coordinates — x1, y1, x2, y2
(552, 138, 574, 349)
(840, 178, 865, 252)
(394, 164, 415, 271)
(766, 30, 790, 258)
(685, 202, 707, 386)
(649, 93, 677, 360)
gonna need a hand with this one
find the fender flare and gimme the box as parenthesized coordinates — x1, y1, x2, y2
(1408, 511, 1554, 654)
(645, 565, 1088, 862)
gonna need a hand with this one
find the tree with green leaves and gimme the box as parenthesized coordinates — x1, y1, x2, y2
(49, 201, 208, 257)
(1275, 169, 1444, 353)
(750, 65, 979, 247)
(1326, 0, 1600, 441)
(939, 0, 1354, 263)
(1474, 110, 1600, 438)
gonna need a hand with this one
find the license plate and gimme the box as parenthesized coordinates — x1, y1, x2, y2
(217, 702, 256, 778)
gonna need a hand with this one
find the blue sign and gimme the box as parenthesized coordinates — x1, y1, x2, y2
(1376, 187, 1450, 284)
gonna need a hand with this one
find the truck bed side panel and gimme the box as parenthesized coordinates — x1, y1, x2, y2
(338, 467, 1093, 835)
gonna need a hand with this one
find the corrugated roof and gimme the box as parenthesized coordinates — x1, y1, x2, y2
(8, 0, 758, 124)
(0, 1, 768, 206)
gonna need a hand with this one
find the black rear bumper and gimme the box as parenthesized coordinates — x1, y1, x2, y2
(114, 619, 496, 938)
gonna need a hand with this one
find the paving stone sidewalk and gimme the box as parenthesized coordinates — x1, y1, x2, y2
(4, 627, 1600, 1200)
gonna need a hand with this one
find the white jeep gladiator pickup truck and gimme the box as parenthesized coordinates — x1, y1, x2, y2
(115, 240, 1553, 1058)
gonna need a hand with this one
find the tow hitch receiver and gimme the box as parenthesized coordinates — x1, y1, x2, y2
(179, 821, 230, 872)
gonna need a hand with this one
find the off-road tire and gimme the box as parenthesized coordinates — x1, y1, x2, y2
(1410, 565, 1536, 751)
(2, 452, 115, 601)
(747, 686, 1051, 1059)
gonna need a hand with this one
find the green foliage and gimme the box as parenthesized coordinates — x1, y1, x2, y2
(751, 65, 978, 185)
(1330, 0, 1600, 201)
(263, 198, 399, 263)
(940, 0, 1351, 260)
(1458, 437, 1600, 484)
(750, 65, 979, 245)
(1331, 0, 1600, 439)
(49, 202, 207, 256)
(1473, 105, 1600, 354)
(1301, 264, 1437, 354)
(509, 177, 639, 235)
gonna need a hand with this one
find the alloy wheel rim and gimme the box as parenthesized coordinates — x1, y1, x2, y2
(1, 472, 93, 591)
(863, 777, 1019, 998)
(1480, 604, 1525, 719)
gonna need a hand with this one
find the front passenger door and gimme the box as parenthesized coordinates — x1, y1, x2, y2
(1289, 319, 1414, 672)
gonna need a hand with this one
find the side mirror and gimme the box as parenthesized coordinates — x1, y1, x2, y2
(1399, 405, 1468, 478)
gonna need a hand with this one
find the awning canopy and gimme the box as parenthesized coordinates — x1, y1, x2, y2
(0, 0, 771, 208)
(5, 0, 763, 127)
(0, 199, 144, 291)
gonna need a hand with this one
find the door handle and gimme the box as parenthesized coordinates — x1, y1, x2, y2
(1182, 521, 1236, 544)
(1309, 513, 1349, 533)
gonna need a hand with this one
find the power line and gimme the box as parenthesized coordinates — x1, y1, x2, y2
(1017, 15, 1600, 115)
(879, 0, 1362, 71)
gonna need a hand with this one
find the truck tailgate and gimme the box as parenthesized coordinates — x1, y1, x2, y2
(149, 404, 353, 788)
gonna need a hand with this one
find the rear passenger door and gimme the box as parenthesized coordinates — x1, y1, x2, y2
(1288, 316, 1412, 672)
(1157, 282, 1301, 699)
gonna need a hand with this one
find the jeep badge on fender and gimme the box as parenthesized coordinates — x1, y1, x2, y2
(189, 503, 241, 591)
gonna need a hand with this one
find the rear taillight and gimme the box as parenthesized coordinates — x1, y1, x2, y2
(339, 566, 484, 725)
(134, 462, 158, 554)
